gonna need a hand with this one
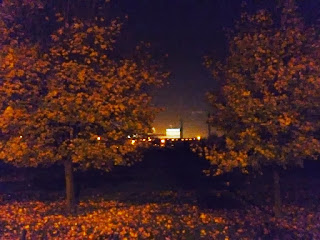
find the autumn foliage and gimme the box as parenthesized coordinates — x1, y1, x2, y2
(0, 0, 166, 212)
(202, 0, 320, 215)
(0, 188, 319, 239)
(204, 0, 320, 176)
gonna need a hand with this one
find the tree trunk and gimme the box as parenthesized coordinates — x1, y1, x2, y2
(273, 167, 282, 217)
(293, 169, 299, 203)
(64, 159, 76, 214)
(20, 229, 27, 240)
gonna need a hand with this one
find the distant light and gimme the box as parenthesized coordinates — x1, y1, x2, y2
(19, 135, 23, 139)
(171, 139, 175, 141)
(166, 128, 180, 139)
(189, 138, 192, 141)
(160, 139, 165, 144)
(131, 140, 136, 145)
(97, 136, 101, 141)
(197, 136, 201, 141)
(127, 135, 131, 139)
(142, 139, 146, 141)
(166, 128, 180, 132)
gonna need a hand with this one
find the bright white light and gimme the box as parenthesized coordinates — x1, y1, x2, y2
(166, 128, 180, 132)
(166, 128, 180, 139)
(19, 135, 23, 139)
(160, 139, 165, 144)
(97, 136, 101, 141)
(131, 140, 136, 145)
(127, 135, 131, 138)
(197, 136, 201, 140)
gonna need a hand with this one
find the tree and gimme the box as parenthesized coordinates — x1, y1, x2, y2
(0, 0, 49, 164)
(203, 0, 320, 216)
(0, 1, 166, 213)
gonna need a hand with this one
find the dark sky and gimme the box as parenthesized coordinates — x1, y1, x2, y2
(109, 0, 319, 137)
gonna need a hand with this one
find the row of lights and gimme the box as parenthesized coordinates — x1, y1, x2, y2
(97, 137, 149, 145)
(160, 136, 201, 143)
(132, 137, 202, 146)
(19, 136, 200, 145)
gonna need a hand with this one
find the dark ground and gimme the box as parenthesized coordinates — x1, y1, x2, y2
(1, 146, 320, 239)
(1, 144, 319, 211)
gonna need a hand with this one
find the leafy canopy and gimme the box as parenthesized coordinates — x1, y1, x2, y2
(0, 1, 166, 169)
(202, 1, 320, 175)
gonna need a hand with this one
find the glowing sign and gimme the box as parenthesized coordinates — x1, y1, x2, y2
(166, 128, 180, 138)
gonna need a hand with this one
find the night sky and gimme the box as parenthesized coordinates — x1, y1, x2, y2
(111, 0, 318, 137)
